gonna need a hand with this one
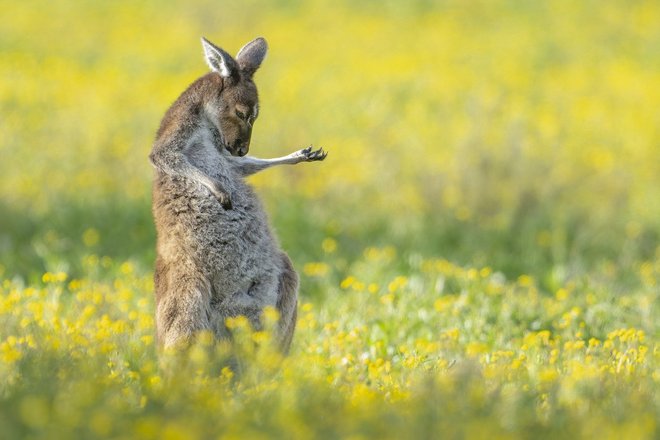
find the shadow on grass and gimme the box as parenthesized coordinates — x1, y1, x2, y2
(0, 196, 156, 282)
(1, 194, 656, 293)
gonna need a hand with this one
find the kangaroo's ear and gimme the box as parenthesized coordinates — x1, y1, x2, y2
(236, 37, 268, 77)
(201, 37, 239, 79)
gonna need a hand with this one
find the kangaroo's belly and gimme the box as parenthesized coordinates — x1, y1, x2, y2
(153, 175, 282, 303)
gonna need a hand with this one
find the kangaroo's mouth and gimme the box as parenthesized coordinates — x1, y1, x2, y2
(220, 144, 241, 157)
(227, 144, 248, 157)
(225, 148, 246, 157)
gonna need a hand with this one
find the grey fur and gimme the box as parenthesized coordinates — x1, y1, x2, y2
(150, 37, 326, 352)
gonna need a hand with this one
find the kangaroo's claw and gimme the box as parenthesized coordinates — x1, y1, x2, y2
(213, 191, 233, 210)
(209, 182, 233, 210)
(219, 194, 233, 210)
(301, 145, 327, 162)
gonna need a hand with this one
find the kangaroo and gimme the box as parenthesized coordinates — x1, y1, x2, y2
(149, 36, 326, 353)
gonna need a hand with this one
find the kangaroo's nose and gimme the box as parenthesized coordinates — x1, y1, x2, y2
(238, 145, 248, 156)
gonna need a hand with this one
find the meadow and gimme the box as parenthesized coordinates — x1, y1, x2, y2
(0, 0, 658, 438)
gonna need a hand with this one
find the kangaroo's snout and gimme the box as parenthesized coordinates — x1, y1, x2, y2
(228, 140, 249, 157)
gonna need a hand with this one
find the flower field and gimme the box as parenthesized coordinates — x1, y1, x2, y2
(1, 0, 659, 438)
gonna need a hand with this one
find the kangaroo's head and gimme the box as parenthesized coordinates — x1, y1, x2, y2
(201, 37, 267, 157)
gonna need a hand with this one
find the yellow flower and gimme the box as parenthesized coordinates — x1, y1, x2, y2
(340, 276, 356, 289)
(303, 262, 330, 277)
(517, 275, 534, 287)
(538, 368, 558, 383)
(380, 293, 394, 305)
(82, 228, 100, 247)
(225, 316, 250, 330)
(321, 237, 337, 253)
(466, 341, 488, 356)
(388, 276, 408, 293)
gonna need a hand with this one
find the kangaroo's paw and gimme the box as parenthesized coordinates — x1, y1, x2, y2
(209, 180, 233, 210)
(300, 145, 327, 162)
(216, 192, 233, 210)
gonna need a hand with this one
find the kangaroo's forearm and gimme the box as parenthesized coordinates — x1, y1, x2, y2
(234, 146, 327, 177)
(233, 153, 303, 176)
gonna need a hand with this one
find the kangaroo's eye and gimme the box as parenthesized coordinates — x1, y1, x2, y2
(236, 110, 247, 120)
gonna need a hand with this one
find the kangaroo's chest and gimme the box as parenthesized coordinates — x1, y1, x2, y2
(185, 125, 229, 179)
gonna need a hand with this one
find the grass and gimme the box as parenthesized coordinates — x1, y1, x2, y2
(0, 0, 658, 438)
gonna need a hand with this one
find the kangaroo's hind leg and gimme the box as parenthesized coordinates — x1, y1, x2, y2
(155, 264, 213, 349)
(276, 252, 299, 354)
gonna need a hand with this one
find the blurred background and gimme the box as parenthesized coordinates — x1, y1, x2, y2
(1, 0, 658, 292)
